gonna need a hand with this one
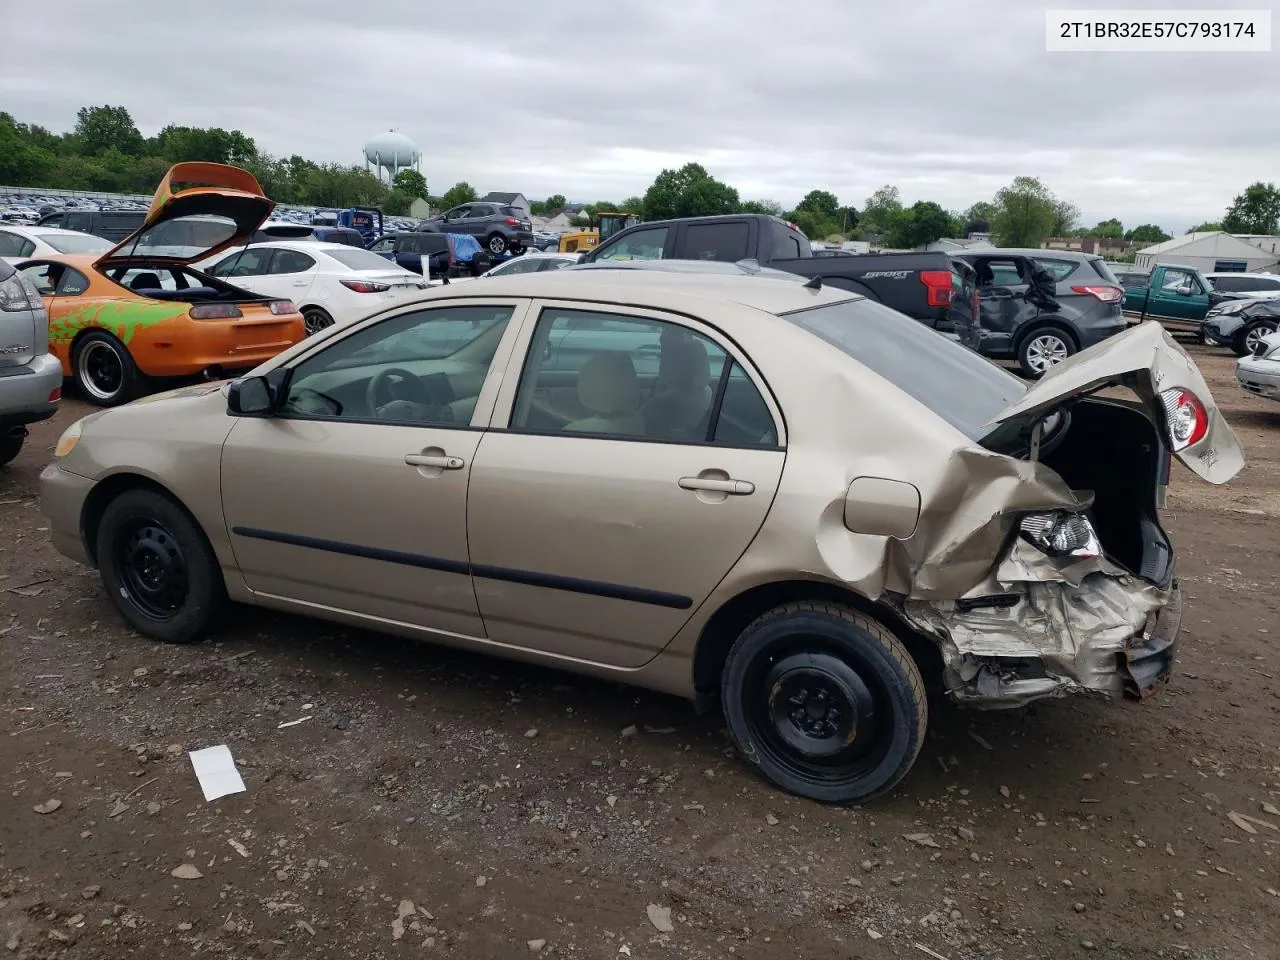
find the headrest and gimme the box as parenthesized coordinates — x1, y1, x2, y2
(660, 335, 711, 393)
(577, 352, 641, 415)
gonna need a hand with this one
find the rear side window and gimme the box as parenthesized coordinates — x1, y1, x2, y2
(327, 247, 403, 271)
(0, 231, 34, 258)
(500, 206, 522, 218)
(1032, 258, 1078, 282)
(682, 221, 750, 262)
(272, 250, 316, 274)
(771, 224, 801, 260)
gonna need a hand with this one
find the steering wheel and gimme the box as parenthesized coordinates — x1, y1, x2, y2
(366, 367, 438, 414)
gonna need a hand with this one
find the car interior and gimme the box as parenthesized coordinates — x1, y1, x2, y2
(99, 262, 274, 303)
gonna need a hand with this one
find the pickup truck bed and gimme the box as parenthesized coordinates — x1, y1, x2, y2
(581, 214, 961, 328)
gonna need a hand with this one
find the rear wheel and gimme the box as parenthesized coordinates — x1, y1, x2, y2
(74, 332, 140, 406)
(0, 432, 23, 467)
(1017, 326, 1077, 378)
(721, 602, 927, 804)
(486, 233, 508, 256)
(303, 306, 335, 336)
(96, 488, 225, 644)
(1235, 319, 1278, 357)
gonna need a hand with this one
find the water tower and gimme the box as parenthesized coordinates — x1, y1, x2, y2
(363, 130, 420, 183)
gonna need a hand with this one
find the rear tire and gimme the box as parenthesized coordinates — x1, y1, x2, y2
(1017, 325, 1077, 379)
(1234, 319, 1278, 357)
(74, 331, 140, 406)
(303, 307, 335, 336)
(486, 233, 508, 256)
(721, 602, 927, 805)
(96, 489, 225, 644)
(0, 433, 23, 467)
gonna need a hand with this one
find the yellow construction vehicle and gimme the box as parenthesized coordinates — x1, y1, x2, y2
(558, 211, 641, 254)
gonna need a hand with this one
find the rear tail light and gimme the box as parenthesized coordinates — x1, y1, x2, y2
(189, 304, 243, 320)
(268, 300, 296, 315)
(504, 217, 520, 227)
(340, 279, 391, 293)
(446, 236, 456, 268)
(1071, 284, 1124, 303)
(1019, 511, 1102, 559)
(48, 385, 61, 402)
(1158, 387, 1209, 450)
(919, 270, 954, 308)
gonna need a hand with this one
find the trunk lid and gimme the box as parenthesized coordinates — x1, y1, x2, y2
(987, 320, 1243, 484)
(95, 162, 275, 268)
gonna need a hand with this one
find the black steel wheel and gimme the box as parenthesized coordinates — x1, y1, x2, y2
(722, 602, 927, 804)
(96, 488, 225, 643)
(74, 331, 140, 406)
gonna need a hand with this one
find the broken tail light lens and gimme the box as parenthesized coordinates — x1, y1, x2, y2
(340, 279, 391, 293)
(189, 304, 243, 320)
(1070, 284, 1124, 303)
(1019, 512, 1102, 559)
(268, 300, 296, 315)
(1158, 387, 1208, 450)
(919, 270, 954, 307)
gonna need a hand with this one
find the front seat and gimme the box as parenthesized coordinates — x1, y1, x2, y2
(564, 352, 644, 436)
(642, 332, 713, 438)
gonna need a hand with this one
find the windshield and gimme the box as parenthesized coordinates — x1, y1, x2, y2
(326, 247, 403, 272)
(782, 299, 1027, 439)
(40, 232, 112, 254)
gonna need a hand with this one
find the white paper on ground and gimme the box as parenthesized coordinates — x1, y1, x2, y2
(188, 745, 246, 802)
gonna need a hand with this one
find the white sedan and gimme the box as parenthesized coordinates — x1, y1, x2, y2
(443, 251, 583, 284)
(199, 240, 428, 334)
(0, 224, 114, 264)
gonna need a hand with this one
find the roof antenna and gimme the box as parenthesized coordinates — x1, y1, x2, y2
(803, 274, 822, 290)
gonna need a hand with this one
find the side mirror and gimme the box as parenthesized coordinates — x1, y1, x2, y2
(227, 376, 274, 417)
(1176, 284, 1193, 296)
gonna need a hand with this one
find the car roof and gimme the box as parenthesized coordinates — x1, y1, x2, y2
(0, 224, 93, 238)
(955, 248, 1099, 260)
(1204, 271, 1278, 279)
(411, 267, 855, 316)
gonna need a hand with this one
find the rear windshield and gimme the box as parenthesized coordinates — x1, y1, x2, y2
(1088, 259, 1120, 283)
(326, 247, 402, 272)
(782, 299, 1026, 440)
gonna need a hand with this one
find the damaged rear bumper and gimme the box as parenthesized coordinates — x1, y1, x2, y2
(901, 574, 1182, 710)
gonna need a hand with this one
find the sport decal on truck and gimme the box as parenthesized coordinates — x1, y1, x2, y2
(862, 270, 912, 280)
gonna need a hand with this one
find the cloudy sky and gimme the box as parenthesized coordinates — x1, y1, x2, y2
(2, 0, 1274, 232)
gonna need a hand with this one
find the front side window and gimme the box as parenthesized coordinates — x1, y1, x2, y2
(510, 307, 777, 446)
(280, 305, 515, 426)
(368, 236, 395, 252)
(489, 256, 544, 276)
(1160, 268, 1195, 292)
(594, 226, 670, 262)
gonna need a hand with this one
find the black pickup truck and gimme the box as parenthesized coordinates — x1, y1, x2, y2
(578, 214, 964, 329)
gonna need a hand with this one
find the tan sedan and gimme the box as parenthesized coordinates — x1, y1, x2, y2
(40, 269, 1243, 803)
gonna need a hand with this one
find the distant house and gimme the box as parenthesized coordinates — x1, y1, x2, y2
(532, 211, 574, 234)
(1233, 234, 1280, 257)
(481, 192, 530, 220)
(409, 197, 433, 219)
(1134, 231, 1279, 273)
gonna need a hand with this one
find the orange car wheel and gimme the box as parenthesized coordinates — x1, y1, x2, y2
(74, 332, 141, 407)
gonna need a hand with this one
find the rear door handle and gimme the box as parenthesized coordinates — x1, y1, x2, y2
(405, 453, 465, 469)
(678, 477, 755, 495)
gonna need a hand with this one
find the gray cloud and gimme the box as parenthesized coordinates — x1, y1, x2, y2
(2, 0, 1274, 231)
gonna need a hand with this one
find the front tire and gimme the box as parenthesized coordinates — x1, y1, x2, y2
(303, 306, 335, 336)
(74, 331, 140, 406)
(0, 432, 23, 467)
(721, 602, 927, 805)
(486, 233, 508, 256)
(96, 489, 225, 644)
(1017, 326, 1076, 379)
(1235, 319, 1278, 357)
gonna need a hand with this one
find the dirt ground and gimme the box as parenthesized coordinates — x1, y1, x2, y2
(2, 342, 1278, 960)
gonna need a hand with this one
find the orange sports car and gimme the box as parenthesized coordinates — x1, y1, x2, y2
(15, 163, 306, 405)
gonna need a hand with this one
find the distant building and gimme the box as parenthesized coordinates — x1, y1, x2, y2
(481, 192, 530, 220)
(922, 237, 995, 252)
(409, 197, 433, 219)
(1134, 231, 1279, 273)
(1044, 236, 1139, 257)
(532, 211, 574, 234)
(1233, 234, 1280, 257)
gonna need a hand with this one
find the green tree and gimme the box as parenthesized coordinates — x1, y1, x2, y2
(795, 189, 840, 220)
(1051, 199, 1081, 236)
(1221, 182, 1280, 234)
(439, 181, 478, 210)
(992, 176, 1059, 247)
(739, 199, 784, 217)
(0, 112, 58, 185)
(74, 105, 143, 155)
(1088, 218, 1124, 239)
(641, 163, 739, 220)
(545, 193, 567, 212)
(620, 196, 644, 213)
(1124, 224, 1171, 243)
(1187, 221, 1223, 233)
(888, 200, 955, 248)
(151, 125, 256, 165)
(858, 185, 903, 239)
(392, 169, 428, 199)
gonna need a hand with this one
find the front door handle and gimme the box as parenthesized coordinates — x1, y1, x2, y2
(291, 280, 308, 287)
(405, 453, 465, 470)
(678, 476, 754, 495)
